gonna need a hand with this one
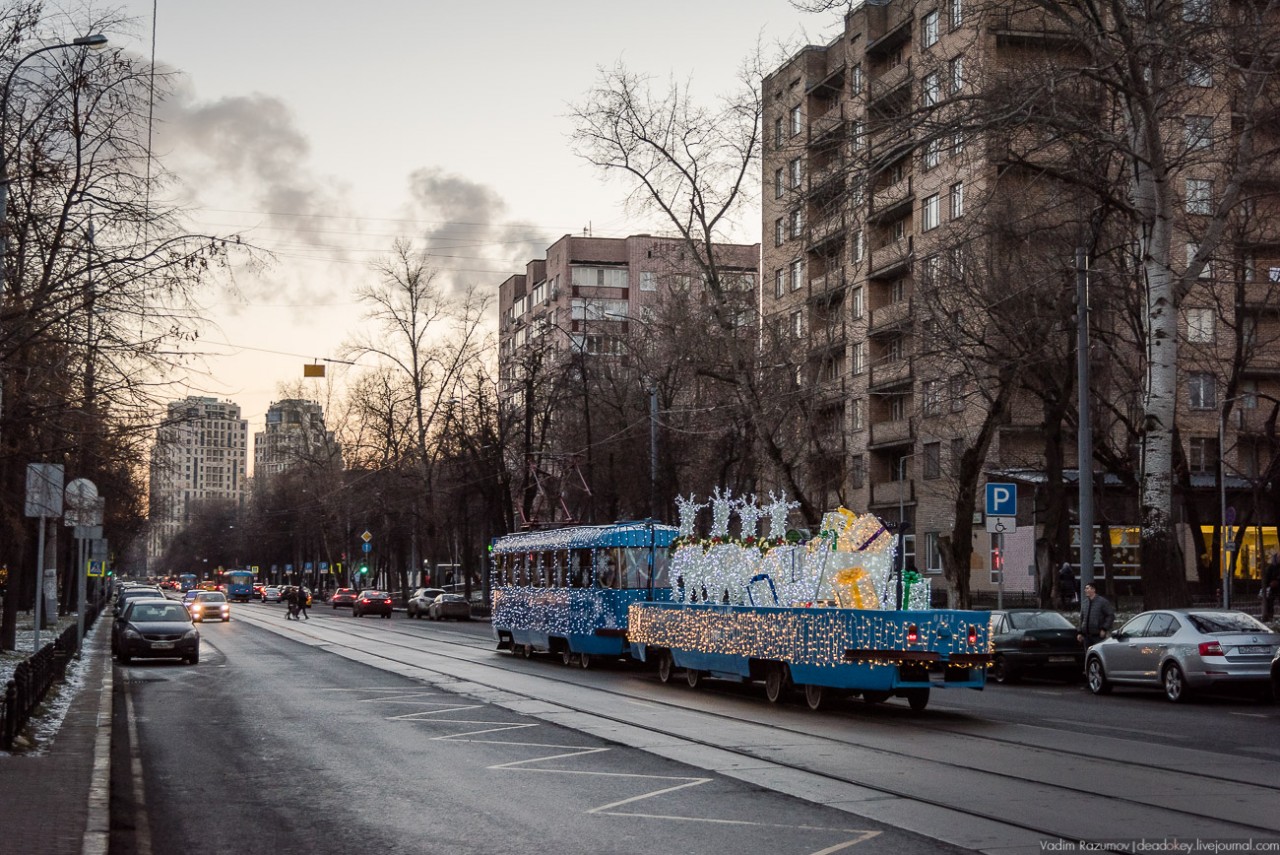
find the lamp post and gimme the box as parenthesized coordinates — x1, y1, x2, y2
(1218, 393, 1248, 609)
(0, 34, 108, 427)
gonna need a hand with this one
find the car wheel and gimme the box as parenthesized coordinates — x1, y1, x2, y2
(992, 655, 1018, 684)
(656, 651, 674, 684)
(1162, 662, 1191, 703)
(905, 688, 930, 712)
(686, 668, 702, 688)
(764, 662, 790, 704)
(804, 683, 827, 710)
(579, 653, 591, 669)
(186, 652, 199, 665)
(1086, 656, 1111, 695)
(561, 649, 575, 667)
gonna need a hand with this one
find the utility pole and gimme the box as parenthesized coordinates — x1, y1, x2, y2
(1076, 248, 1095, 594)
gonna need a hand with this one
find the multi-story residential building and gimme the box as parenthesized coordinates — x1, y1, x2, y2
(254, 398, 340, 477)
(148, 396, 249, 564)
(761, 0, 1280, 600)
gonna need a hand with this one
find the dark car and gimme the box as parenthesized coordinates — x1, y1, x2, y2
(352, 590, 393, 618)
(406, 587, 445, 618)
(989, 609, 1083, 683)
(427, 593, 472, 621)
(330, 588, 358, 609)
(114, 586, 165, 618)
(113, 599, 200, 665)
(1271, 648, 1280, 702)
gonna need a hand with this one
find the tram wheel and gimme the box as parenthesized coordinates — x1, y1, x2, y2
(905, 688, 930, 712)
(657, 651, 675, 684)
(764, 663, 791, 704)
(561, 649, 574, 666)
(804, 683, 828, 711)
(521, 643, 534, 660)
(507, 637, 521, 657)
(686, 668, 703, 688)
(862, 690, 891, 705)
(579, 653, 591, 669)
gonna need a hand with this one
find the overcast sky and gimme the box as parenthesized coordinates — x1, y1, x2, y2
(106, 0, 837, 438)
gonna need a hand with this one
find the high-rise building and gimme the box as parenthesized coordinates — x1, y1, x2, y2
(148, 397, 249, 564)
(254, 398, 340, 477)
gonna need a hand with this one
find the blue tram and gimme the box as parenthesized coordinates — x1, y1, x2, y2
(489, 521, 679, 666)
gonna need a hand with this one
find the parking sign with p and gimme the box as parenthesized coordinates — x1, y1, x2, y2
(985, 482, 1017, 518)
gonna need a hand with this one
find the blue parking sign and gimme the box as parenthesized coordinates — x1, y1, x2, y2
(985, 482, 1017, 517)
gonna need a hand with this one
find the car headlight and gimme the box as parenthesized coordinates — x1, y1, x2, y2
(183, 629, 199, 640)
(123, 628, 141, 639)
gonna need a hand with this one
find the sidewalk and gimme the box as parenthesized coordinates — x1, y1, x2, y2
(0, 615, 112, 855)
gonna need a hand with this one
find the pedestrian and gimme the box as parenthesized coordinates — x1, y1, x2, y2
(1262, 550, 1280, 623)
(1076, 583, 1115, 648)
(1058, 561, 1076, 609)
(297, 587, 310, 621)
(285, 586, 299, 620)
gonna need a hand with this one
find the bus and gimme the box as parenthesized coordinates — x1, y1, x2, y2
(178, 573, 198, 593)
(490, 520, 678, 667)
(224, 569, 255, 602)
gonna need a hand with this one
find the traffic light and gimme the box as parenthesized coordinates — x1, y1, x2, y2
(358, 564, 369, 576)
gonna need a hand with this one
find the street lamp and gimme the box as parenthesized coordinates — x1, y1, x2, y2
(0, 33, 108, 427)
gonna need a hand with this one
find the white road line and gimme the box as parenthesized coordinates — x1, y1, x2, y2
(124, 688, 153, 855)
(81, 633, 112, 855)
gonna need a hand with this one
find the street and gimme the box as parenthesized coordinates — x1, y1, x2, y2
(109, 602, 1280, 854)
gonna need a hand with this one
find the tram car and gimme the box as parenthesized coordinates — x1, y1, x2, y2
(489, 520, 679, 666)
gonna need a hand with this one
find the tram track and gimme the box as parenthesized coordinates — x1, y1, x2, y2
(233, 606, 1280, 845)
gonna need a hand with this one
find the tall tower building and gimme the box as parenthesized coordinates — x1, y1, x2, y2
(148, 397, 249, 565)
(254, 398, 339, 477)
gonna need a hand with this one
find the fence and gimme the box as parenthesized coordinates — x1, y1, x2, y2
(1, 601, 102, 751)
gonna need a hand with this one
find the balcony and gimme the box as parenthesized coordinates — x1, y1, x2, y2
(871, 478, 915, 506)
(989, 9, 1077, 47)
(808, 159, 847, 196)
(869, 356, 913, 390)
(870, 59, 912, 105)
(869, 417, 913, 447)
(869, 236, 913, 280)
(806, 60, 846, 98)
(1241, 349, 1280, 376)
(810, 318, 847, 351)
(866, 4, 913, 55)
(808, 109, 846, 148)
(808, 269, 847, 303)
(1234, 407, 1273, 436)
(807, 210, 848, 251)
(870, 177, 914, 224)
(869, 298, 913, 334)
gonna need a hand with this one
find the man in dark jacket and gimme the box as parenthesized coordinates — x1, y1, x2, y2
(1076, 583, 1115, 648)
(1058, 562, 1076, 609)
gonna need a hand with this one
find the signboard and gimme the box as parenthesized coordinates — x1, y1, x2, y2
(87, 560, 104, 578)
(361, 530, 373, 543)
(25, 463, 64, 517)
(362, 543, 371, 553)
(985, 482, 1017, 518)
(985, 516, 1015, 534)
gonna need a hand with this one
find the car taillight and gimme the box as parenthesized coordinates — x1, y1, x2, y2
(1019, 636, 1041, 648)
(907, 624, 919, 644)
(967, 625, 978, 645)
(383, 598, 391, 604)
(1199, 641, 1224, 656)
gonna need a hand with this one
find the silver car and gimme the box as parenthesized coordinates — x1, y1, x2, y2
(1085, 609, 1279, 702)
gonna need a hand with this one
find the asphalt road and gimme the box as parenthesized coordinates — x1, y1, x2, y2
(109, 605, 970, 855)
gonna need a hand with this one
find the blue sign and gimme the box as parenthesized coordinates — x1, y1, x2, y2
(304, 562, 313, 571)
(285, 564, 293, 572)
(985, 482, 1017, 517)
(319, 562, 328, 571)
(362, 543, 371, 553)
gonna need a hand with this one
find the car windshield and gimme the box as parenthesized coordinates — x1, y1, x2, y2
(1186, 612, 1273, 634)
(131, 603, 190, 622)
(364, 591, 388, 598)
(337, 589, 354, 595)
(196, 592, 227, 603)
(1008, 611, 1074, 630)
(440, 594, 466, 602)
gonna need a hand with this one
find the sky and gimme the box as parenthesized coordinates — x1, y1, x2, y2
(103, 0, 840, 447)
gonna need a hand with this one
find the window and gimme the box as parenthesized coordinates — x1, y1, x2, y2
(851, 286, 864, 319)
(923, 441, 941, 479)
(1183, 0, 1209, 22)
(949, 375, 965, 411)
(851, 454, 866, 488)
(789, 208, 803, 239)
(851, 398, 865, 430)
(1188, 437, 1220, 473)
(852, 341, 866, 374)
(949, 0, 963, 28)
(1240, 379, 1259, 409)
(790, 104, 802, 136)
(924, 532, 943, 574)
(790, 310, 803, 337)
(1188, 372, 1216, 409)
(890, 393, 907, 421)
(923, 72, 941, 107)
(1186, 60, 1211, 87)
(949, 56, 964, 92)
(923, 138, 940, 170)
(1186, 178, 1211, 215)
(775, 218, 785, 246)
(891, 218, 906, 241)
(922, 194, 940, 231)
(852, 229, 864, 262)
(789, 158, 803, 188)
(851, 63, 863, 94)
(640, 271, 656, 292)
(887, 336, 905, 362)
(952, 132, 966, 156)
(1185, 115, 1213, 150)
(774, 168, 785, 199)
(789, 258, 803, 291)
(1186, 242, 1211, 278)
(774, 268, 784, 299)
(923, 380, 942, 416)
(1185, 307, 1215, 342)
(774, 116, 783, 147)
(922, 10, 939, 46)
(950, 182, 965, 219)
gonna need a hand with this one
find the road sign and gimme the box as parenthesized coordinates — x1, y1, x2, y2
(986, 516, 1015, 534)
(985, 482, 1017, 518)
(361, 530, 373, 543)
(86, 560, 104, 577)
(362, 543, 371, 553)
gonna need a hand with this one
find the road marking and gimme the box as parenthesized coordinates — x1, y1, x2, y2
(1044, 718, 1190, 739)
(82, 631, 112, 855)
(124, 687, 153, 855)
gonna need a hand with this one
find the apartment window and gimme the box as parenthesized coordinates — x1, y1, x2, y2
(920, 254, 940, 289)
(851, 398, 865, 431)
(952, 132, 966, 156)
(851, 454, 866, 488)
(890, 393, 907, 421)
(887, 336, 905, 362)
(774, 168, 785, 199)
(1186, 178, 1212, 215)
(1188, 437, 1220, 473)
(1186, 242, 1211, 278)
(891, 218, 907, 242)
(950, 182, 965, 219)
(775, 218, 785, 246)
(851, 119, 865, 150)
(923, 138, 940, 170)
(789, 258, 803, 290)
(790, 310, 803, 337)
(949, 375, 965, 411)
(789, 208, 803, 239)
(641, 271, 657, 292)
(790, 104, 802, 136)
(923, 381, 942, 416)
(924, 532, 943, 574)
(774, 116, 783, 148)
(922, 10, 939, 47)
(890, 278, 907, 303)
(922, 193, 940, 231)
(852, 229, 864, 262)
(1183, 0, 1209, 22)
(923, 72, 941, 107)
(851, 286, 864, 319)
(949, 56, 964, 93)
(1185, 307, 1215, 342)
(851, 63, 864, 94)
(949, 0, 963, 28)
(1186, 61, 1211, 87)
(789, 157, 802, 188)
(1185, 115, 1213, 150)
(1188, 372, 1216, 410)
(1240, 379, 1259, 409)
(774, 268, 784, 298)
(923, 442, 942, 479)
(852, 341, 866, 374)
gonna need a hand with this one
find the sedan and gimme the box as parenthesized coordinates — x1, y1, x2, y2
(352, 590, 393, 618)
(114, 586, 165, 618)
(330, 588, 358, 609)
(427, 593, 472, 621)
(261, 586, 282, 603)
(188, 591, 231, 622)
(989, 609, 1082, 683)
(406, 587, 444, 618)
(113, 599, 200, 665)
(1085, 609, 1280, 702)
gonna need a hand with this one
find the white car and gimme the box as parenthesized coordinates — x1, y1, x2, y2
(261, 586, 282, 603)
(406, 587, 445, 619)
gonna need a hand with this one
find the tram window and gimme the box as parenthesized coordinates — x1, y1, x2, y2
(569, 550, 591, 587)
(621, 547, 649, 589)
(532, 552, 547, 587)
(652, 548, 671, 588)
(598, 549, 621, 589)
(551, 550, 567, 587)
(513, 554, 527, 587)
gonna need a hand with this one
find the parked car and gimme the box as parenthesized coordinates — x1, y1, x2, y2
(189, 591, 231, 622)
(1271, 648, 1280, 702)
(261, 586, 282, 603)
(114, 586, 165, 618)
(1085, 609, 1280, 702)
(252, 583, 265, 598)
(989, 609, 1083, 683)
(113, 599, 200, 665)
(330, 588, 358, 609)
(406, 587, 445, 618)
(427, 593, 472, 621)
(352, 590, 393, 618)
